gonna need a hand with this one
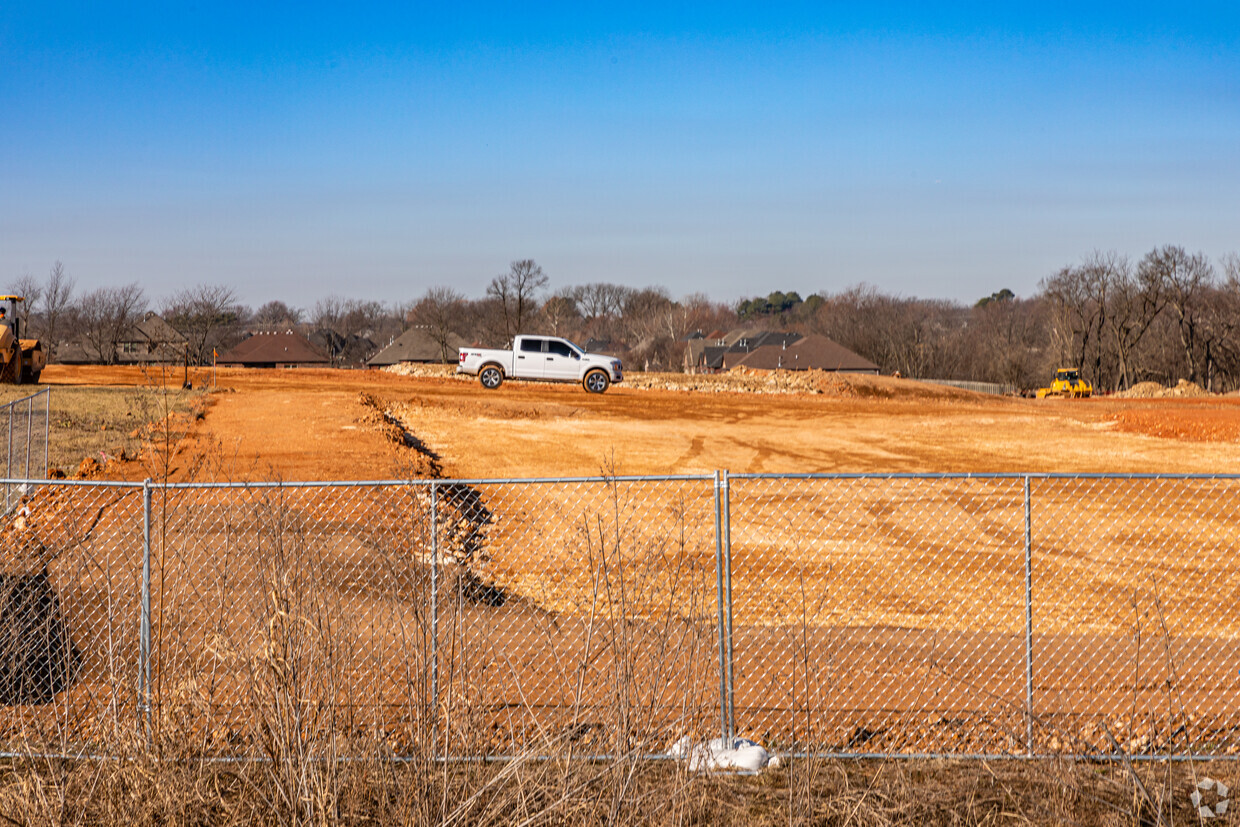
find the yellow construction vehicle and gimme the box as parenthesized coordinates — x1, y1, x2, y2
(0, 296, 46, 385)
(1036, 368, 1092, 398)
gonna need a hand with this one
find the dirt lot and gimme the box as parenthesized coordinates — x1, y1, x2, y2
(14, 365, 1240, 759)
(33, 363, 1240, 480)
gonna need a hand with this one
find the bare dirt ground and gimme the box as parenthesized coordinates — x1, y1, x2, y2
(37, 363, 1240, 480)
(21, 365, 1240, 761)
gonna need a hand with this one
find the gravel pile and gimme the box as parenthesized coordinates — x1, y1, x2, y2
(624, 368, 861, 397)
(382, 363, 469, 380)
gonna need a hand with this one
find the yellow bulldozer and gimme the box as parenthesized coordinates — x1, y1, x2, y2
(1036, 367, 1092, 399)
(0, 296, 46, 385)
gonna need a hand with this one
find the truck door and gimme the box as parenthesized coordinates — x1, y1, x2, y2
(544, 339, 581, 380)
(515, 337, 545, 378)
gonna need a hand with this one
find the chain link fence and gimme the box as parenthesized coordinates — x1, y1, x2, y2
(0, 472, 1236, 760)
(0, 389, 49, 515)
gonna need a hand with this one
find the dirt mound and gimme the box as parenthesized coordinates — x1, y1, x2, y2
(383, 360, 980, 400)
(381, 363, 468, 380)
(1114, 381, 1164, 398)
(1115, 379, 1211, 399)
(624, 370, 974, 400)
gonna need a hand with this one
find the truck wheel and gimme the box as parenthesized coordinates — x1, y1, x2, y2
(479, 365, 504, 390)
(584, 370, 610, 394)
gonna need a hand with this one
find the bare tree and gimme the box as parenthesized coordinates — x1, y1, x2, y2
(966, 293, 1045, 388)
(539, 290, 581, 337)
(311, 296, 393, 365)
(619, 287, 678, 367)
(1040, 258, 1109, 383)
(78, 283, 147, 364)
(1222, 252, 1240, 283)
(486, 259, 548, 340)
(162, 284, 243, 365)
(577, 283, 631, 320)
(410, 287, 467, 362)
(41, 261, 75, 360)
(6, 273, 43, 334)
(1142, 245, 1214, 383)
(253, 300, 303, 327)
(1098, 253, 1162, 390)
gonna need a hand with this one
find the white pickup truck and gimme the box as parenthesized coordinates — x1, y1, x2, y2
(457, 335, 624, 393)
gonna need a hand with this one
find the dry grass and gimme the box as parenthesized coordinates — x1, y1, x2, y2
(0, 753, 1225, 825)
(0, 377, 204, 476)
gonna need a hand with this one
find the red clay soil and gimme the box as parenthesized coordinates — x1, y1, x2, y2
(38, 364, 1240, 480)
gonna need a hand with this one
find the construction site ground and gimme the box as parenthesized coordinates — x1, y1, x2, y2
(17, 364, 1240, 760)
(33, 363, 1240, 481)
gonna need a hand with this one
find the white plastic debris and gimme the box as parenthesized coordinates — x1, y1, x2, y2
(1191, 778, 1230, 819)
(667, 736, 779, 773)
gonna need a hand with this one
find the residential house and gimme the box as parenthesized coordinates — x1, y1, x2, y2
(216, 330, 331, 368)
(684, 328, 879, 374)
(726, 333, 880, 373)
(367, 327, 467, 367)
(57, 312, 188, 365)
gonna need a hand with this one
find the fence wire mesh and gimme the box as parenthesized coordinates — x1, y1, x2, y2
(726, 475, 1029, 756)
(0, 390, 49, 515)
(0, 472, 1236, 761)
(1029, 476, 1240, 758)
(0, 480, 143, 755)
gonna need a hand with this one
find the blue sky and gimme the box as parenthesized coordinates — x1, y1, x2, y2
(2, 2, 1237, 308)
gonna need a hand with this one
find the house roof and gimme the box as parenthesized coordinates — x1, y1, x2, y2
(367, 327, 466, 366)
(725, 330, 801, 354)
(727, 334, 880, 373)
(309, 330, 377, 366)
(217, 330, 329, 365)
(127, 312, 186, 345)
(688, 328, 799, 369)
(701, 346, 729, 370)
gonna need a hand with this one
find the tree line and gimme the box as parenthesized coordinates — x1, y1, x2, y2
(8, 246, 1239, 390)
(777, 245, 1240, 392)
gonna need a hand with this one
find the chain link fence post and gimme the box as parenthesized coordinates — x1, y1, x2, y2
(430, 479, 439, 759)
(140, 478, 153, 744)
(24, 393, 33, 479)
(722, 470, 735, 743)
(43, 388, 49, 478)
(6, 401, 12, 512)
(1023, 474, 1034, 755)
(713, 471, 728, 745)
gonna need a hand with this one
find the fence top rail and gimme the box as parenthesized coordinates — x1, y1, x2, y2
(729, 471, 1240, 481)
(0, 387, 49, 413)
(4, 471, 1240, 489)
(156, 473, 716, 489)
(0, 473, 718, 489)
(0, 477, 142, 489)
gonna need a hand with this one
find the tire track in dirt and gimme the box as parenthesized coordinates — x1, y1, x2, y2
(672, 436, 704, 468)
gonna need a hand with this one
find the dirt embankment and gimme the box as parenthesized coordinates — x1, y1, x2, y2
(1113, 379, 1212, 399)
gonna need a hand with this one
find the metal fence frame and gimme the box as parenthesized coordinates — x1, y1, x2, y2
(1, 469, 1237, 761)
(0, 389, 49, 513)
